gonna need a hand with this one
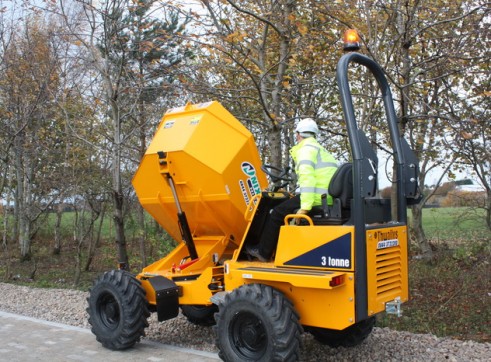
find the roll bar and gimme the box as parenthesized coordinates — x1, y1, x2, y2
(335, 52, 419, 323)
(336, 52, 416, 222)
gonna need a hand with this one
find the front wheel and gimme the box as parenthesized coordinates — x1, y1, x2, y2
(215, 283, 302, 361)
(308, 316, 375, 348)
(87, 269, 150, 350)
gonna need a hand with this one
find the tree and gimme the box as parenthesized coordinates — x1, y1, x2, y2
(0, 15, 66, 260)
(445, 75, 490, 229)
(121, 0, 194, 267)
(389, 0, 489, 257)
(61, 0, 195, 270)
(0, 4, 14, 269)
(340, 0, 489, 258)
(190, 0, 349, 169)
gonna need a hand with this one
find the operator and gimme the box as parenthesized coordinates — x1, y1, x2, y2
(246, 118, 338, 262)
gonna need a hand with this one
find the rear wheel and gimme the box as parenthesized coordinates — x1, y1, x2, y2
(308, 316, 375, 348)
(181, 304, 218, 326)
(215, 283, 302, 361)
(87, 269, 150, 350)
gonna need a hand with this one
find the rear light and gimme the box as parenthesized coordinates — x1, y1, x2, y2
(330, 275, 345, 287)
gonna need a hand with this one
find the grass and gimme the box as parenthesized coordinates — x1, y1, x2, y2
(1, 207, 490, 343)
(377, 206, 491, 342)
(377, 239, 490, 342)
(417, 207, 489, 241)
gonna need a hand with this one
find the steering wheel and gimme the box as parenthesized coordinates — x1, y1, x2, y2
(261, 164, 294, 191)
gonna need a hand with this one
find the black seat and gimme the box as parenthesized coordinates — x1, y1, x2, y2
(328, 163, 353, 211)
(307, 163, 353, 225)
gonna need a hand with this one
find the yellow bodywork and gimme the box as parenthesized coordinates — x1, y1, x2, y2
(366, 225, 409, 315)
(221, 221, 408, 330)
(132, 101, 409, 332)
(134, 100, 268, 308)
(132, 101, 268, 249)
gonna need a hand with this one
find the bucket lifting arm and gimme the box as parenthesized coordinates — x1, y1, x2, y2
(165, 174, 199, 261)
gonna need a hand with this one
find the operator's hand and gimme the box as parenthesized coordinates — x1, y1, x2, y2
(295, 209, 309, 225)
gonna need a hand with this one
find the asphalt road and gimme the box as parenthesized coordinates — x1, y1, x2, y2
(0, 311, 220, 362)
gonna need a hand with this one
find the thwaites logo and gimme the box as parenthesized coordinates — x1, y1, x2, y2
(376, 230, 399, 250)
(239, 162, 261, 206)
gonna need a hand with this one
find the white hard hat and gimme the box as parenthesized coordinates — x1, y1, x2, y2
(295, 118, 318, 136)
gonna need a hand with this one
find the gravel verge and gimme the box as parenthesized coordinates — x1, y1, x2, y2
(0, 282, 489, 361)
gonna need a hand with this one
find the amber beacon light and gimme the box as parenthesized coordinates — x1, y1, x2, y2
(343, 29, 361, 51)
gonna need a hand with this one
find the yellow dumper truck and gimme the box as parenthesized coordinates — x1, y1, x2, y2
(87, 51, 420, 361)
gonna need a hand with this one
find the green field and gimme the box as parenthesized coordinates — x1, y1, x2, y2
(5, 206, 488, 252)
(412, 207, 489, 242)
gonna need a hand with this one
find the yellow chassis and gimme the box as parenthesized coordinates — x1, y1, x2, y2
(138, 210, 408, 331)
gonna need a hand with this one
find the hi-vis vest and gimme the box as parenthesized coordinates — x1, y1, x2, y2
(290, 137, 338, 210)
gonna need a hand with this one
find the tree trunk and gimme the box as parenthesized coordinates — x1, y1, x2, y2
(411, 204, 433, 259)
(391, 164, 398, 219)
(2, 207, 7, 250)
(74, 235, 82, 287)
(136, 203, 147, 269)
(14, 127, 37, 261)
(2, 240, 11, 281)
(111, 97, 129, 270)
(84, 203, 106, 272)
(2, 205, 12, 281)
(19, 219, 31, 261)
(486, 189, 491, 231)
(53, 205, 63, 255)
(136, 97, 147, 268)
(14, 135, 29, 260)
(113, 187, 128, 270)
(74, 259, 81, 286)
(395, 8, 434, 260)
(99, 47, 129, 271)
